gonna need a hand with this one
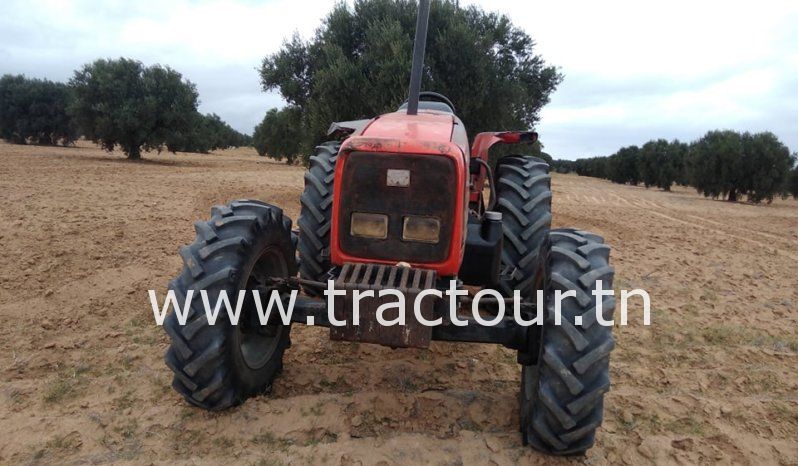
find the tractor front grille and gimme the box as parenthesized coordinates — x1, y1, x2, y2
(337, 151, 456, 263)
(330, 262, 437, 348)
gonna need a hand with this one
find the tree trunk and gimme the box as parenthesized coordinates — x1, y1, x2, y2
(127, 146, 141, 160)
(728, 188, 737, 202)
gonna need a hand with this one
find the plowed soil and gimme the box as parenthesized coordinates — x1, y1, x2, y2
(1, 141, 796, 465)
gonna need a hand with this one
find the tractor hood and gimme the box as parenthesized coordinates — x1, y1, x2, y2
(361, 111, 454, 144)
(342, 110, 469, 157)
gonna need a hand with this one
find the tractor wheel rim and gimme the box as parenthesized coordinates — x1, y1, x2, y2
(238, 246, 287, 370)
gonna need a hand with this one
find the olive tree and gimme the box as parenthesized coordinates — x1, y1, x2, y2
(740, 132, 792, 203)
(69, 58, 198, 159)
(260, 0, 562, 163)
(252, 106, 303, 163)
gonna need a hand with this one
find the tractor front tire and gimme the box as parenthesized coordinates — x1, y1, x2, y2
(297, 142, 340, 295)
(520, 229, 616, 455)
(495, 156, 552, 300)
(163, 200, 296, 410)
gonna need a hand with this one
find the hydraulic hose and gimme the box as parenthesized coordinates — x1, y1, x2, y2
(473, 158, 497, 212)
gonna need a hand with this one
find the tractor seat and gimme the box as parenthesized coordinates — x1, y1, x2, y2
(397, 91, 456, 114)
(397, 100, 454, 114)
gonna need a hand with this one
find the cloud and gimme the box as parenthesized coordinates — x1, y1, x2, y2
(480, 0, 798, 158)
(1, 0, 796, 158)
(0, 0, 331, 133)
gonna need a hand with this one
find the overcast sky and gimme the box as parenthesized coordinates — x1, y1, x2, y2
(1, 0, 796, 159)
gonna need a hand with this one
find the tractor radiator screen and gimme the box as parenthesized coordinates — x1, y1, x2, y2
(338, 151, 456, 263)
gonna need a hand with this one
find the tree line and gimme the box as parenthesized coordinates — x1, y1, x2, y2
(3, 0, 564, 164)
(553, 131, 798, 203)
(0, 75, 77, 146)
(0, 58, 250, 159)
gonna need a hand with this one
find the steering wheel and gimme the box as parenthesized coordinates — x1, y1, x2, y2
(418, 91, 456, 113)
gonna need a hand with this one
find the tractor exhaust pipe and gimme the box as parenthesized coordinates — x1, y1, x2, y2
(406, 0, 431, 116)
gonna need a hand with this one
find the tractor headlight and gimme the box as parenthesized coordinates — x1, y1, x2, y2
(350, 212, 388, 239)
(402, 216, 440, 244)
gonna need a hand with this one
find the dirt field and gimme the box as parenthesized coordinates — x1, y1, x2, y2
(1, 140, 796, 465)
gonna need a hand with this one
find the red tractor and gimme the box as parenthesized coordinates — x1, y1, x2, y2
(163, 0, 615, 456)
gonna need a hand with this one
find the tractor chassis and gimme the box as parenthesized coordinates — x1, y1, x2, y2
(267, 273, 538, 355)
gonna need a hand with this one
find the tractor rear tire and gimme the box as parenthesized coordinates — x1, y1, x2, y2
(520, 228, 616, 455)
(297, 142, 340, 295)
(163, 200, 296, 410)
(495, 156, 552, 300)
